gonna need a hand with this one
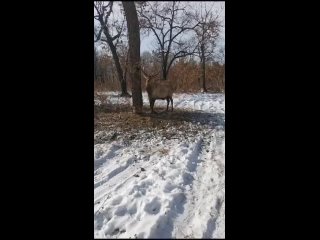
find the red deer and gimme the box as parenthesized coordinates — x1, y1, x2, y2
(141, 68, 176, 114)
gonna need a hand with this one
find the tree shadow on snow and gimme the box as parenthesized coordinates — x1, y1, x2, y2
(141, 109, 225, 130)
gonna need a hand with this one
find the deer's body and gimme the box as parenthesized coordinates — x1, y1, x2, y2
(142, 69, 175, 114)
(146, 79, 174, 113)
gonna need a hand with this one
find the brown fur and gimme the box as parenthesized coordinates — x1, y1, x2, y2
(144, 75, 175, 114)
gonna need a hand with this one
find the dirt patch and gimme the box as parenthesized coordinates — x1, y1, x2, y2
(94, 100, 224, 145)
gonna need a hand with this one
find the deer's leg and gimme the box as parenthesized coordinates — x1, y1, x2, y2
(166, 97, 170, 111)
(150, 99, 153, 112)
(170, 97, 173, 112)
(150, 99, 157, 114)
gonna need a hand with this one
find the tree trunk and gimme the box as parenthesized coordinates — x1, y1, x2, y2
(120, 80, 128, 97)
(200, 44, 207, 92)
(104, 34, 129, 96)
(122, 1, 143, 113)
(94, 48, 97, 81)
(123, 50, 129, 86)
(161, 50, 167, 80)
(162, 65, 167, 80)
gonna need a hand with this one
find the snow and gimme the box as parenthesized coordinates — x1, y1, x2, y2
(94, 92, 225, 238)
(96, 91, 225, 114)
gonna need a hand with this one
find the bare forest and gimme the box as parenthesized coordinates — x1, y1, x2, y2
(94, 1, 224, 95)
(94, 2, 225, 238)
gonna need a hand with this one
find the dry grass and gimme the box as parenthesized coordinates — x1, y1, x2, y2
(94, 63, 224, 93)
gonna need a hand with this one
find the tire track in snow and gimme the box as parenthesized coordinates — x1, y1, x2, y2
(94, 144, 123, 171)
(173, 129, 225, 238)
(146, 138, 204, 239)
(94, 141, 176, 215)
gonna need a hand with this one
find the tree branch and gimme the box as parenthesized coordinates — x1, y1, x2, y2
(139, 11, 164, 48)
(171, 22, 199, 42)
(94, 3, 101, 16)
(163, 1, 176, 73)
(154, 12, 171, 22)
(104, 1, 113, 24)
(94, 27, 103, 42)
(167, 44, 198, 73)
(111, 32, 121, 41)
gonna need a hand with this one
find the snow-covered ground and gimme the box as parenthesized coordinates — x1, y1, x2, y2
(95, 92, 225, 114)
(94, 92, 225, 238)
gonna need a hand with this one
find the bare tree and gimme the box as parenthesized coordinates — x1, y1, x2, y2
(192, 2, 221, 92)
(122, 1, 143, 113)
(94, 1, 130, 97)
(117, 42, 129, 88)
(141, 51, 152, 71)
(216, 46, 225, 65)
(94, 45, 98, 81)
(137, 1, 199, 80)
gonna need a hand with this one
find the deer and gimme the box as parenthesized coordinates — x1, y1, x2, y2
(141, 68, 175, 114)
